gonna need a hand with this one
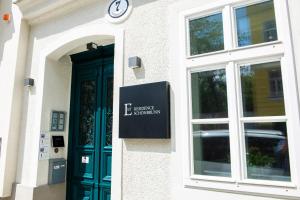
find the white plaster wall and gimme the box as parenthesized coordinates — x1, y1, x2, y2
(15, 0, 110, 189)
(16, 0, 173, 198)
(11, 0, 300, 200)
(288, 0, 300, 100)
(0, 0, 29, 197)
(121, 1, 173, 200)
(36, 58, 72, 186)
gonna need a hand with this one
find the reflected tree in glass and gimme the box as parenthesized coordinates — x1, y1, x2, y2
(240, 65, 254, 115)
(189, 13, 224, 55)
(191, 69, 228, 119)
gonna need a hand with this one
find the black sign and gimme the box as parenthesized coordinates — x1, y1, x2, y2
(119, 81, 170, 138)
(52, 136, 65, 147)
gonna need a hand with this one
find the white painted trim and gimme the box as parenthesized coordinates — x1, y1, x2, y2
(275, 0, 300, 188)
(240, 116, 287, 123)
(227, 61, 241, 182)
(179, 11, 192, 181)
(184, 44, 284, 69)
(223, 6, 234, 50)
(0, 4, 29, 197)
(191, 118, 229, 124)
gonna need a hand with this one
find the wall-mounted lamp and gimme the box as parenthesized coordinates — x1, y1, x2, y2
(128, 56, 141, 69)
(86, 42, 98, 51)
(2, 13, 11, 22)
(24, 78, 34, 87)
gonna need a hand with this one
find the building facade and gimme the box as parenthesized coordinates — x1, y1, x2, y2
(0, 0, 300, 199)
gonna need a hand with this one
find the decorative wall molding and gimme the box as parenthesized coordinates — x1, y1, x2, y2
(14, 0, 99, 24)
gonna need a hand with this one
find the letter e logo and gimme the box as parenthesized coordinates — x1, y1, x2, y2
(124, 103, 132, 116)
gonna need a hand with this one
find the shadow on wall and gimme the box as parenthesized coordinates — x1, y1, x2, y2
(0, 0, 15, 66)
(124, 139, 172, 154)
(133, 60, 145, 79)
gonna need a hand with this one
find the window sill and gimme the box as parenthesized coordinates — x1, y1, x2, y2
(186, 41, 283, 60)
(231, 40, 282, 52)
(184, 177, 299, 199)
(187, 49, 227, 59)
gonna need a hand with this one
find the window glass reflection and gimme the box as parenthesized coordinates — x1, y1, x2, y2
(240, 61, 285, 117)
(244, 122, 291, 181)
(189, 13, 224, 55)
(236, 0, 277, 47)
(193, 124, 231, 177)
(191, 69, 228, 119)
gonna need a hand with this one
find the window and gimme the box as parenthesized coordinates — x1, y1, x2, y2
(189, 13, 224, 55)
(235, 0, 277, 47)
(191, 69, 230, 177)
(239, 61, 290, 182)
(190, 61, 290, 181)
(181, 0, 300, 198)
(269, 68, 283, 98)
(244, 122, 290, 182)
(240, 61, 285, 116)
(191, 69, 227, 119)
(264, 20, 277, 42)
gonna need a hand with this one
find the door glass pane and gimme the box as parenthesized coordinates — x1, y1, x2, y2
(240, 61, 285, 117)
(105, 77, 113, 146)
(79, 80, 96, 145)
(193, 124, 231, 177)
(235, 0, 277, 47)
(191, 69, 228, 119)
(244, 122, 291, 182)
(189, 13, 224, 55)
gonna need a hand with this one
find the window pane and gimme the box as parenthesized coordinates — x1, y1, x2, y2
(235, 0, 277, 47)
(244, 122, 291, 182)
(240, 61, 285, 117)
(193, 124, 231, 177)
(191, 69, 228, 119)
(189, 13, 224, 55)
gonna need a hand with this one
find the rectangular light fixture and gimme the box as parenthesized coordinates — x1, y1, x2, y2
(24, 78, 34, 87)
(128, 56, 141, 69)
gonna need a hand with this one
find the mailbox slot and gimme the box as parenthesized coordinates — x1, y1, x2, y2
(48, 158, 66, 185)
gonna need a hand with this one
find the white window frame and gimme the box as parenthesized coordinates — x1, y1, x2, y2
(188, 65, 233, 182)
(179, 0, 300, 198)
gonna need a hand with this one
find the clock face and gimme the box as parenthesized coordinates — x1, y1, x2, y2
(108, 0, 129, 18)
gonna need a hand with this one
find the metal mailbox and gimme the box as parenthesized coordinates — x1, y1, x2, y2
(48, 158, 66, 185)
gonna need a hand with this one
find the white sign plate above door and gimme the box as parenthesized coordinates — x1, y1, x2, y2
(106, 0, 132, 23)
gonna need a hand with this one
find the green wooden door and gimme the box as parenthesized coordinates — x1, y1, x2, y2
(67, 46, 114, 200)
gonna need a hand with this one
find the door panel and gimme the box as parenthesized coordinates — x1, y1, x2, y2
(100, 187, 111, 200)
(68, 52, 113, 200)
(100, 61, 113, 186)
(74, 150, 95, 179)
(72, 181, 94, 200)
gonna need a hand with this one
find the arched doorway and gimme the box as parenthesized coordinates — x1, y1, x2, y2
(67, 44, 114, 200)
(32, 24, 124, 200)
